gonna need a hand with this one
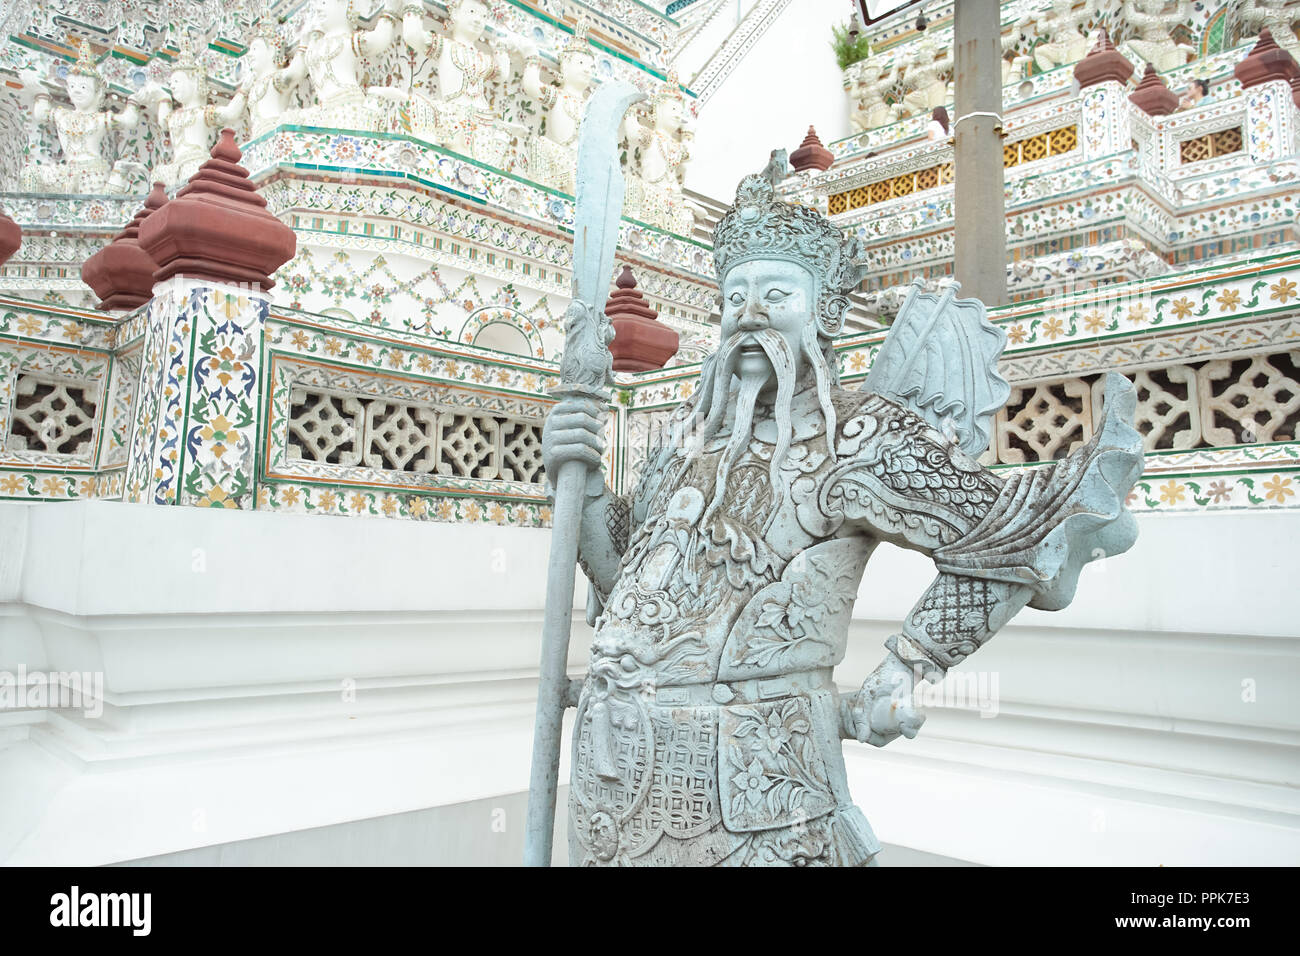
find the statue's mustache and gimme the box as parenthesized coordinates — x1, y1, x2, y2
(720, 327, 792, 370)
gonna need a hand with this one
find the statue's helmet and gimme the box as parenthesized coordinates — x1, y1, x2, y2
(712, 156, 862, 338)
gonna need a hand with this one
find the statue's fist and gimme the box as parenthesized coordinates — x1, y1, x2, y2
(845, 655, 926, 748)
(542, 394, 606, 476)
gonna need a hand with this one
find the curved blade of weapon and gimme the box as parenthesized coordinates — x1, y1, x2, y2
(524, 79, 645, 868)
(571, 81, 645, 313)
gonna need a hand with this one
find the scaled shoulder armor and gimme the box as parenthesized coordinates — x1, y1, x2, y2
(816, 389, 1003, 552)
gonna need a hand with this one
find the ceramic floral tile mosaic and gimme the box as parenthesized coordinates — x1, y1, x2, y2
(240, 127, 712, 266)
(5, 262, 1300, 519)
(123, 283, 268, 509)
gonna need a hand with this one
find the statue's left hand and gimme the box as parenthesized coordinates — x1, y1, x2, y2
(843, 654, 926, 747)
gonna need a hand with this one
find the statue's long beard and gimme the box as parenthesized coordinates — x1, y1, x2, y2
(658, 324, 839, 533)
(683, 328, 797, 530)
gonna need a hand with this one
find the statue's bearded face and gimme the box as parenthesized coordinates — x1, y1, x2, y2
(720, 258, 813, 394)
(673, 256, 836, 530)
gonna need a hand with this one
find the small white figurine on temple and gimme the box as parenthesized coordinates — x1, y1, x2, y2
(1236, 0, 1300, 59)
(238, 15, 308, 139)
(521, 22, 597, 193)
(1121, 0, 1195, 72)
(847, 57, 902, 132)
(1018, 0, 1091, 72)
(900, 36, 952, 117)
(1001, 20, 1032, 84)
(402, 0, 522, 164)
(20, 40, 142, 194)
(299, 0, 403, 130)
(153, 40, 246, 189)
(622, 71, 694, 236)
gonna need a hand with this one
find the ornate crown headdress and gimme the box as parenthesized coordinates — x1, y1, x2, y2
(250, 11, 285, 61)
(654, 69, 684, 106)
(69, 39, 105, 87)
(450, 0, 505, 20)
(712, 151, 865, 337)
(561, 20, 593, 59)
(171, 36, 210, 102)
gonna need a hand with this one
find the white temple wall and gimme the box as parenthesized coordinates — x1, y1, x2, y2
(275, 242, 564, 359)
(1, 499, 1294, 866)
(687, 0, 852, 199)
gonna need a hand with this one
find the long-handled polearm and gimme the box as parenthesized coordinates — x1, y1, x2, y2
(523, 81, 644, 867)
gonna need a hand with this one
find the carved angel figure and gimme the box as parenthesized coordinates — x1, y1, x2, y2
(899, 36, 952, 117)
(298, 0, 403, 131)
(521, 22, 597, 193)
(1236, 0, 1300, 59)
(237, 15, 308, 140)
(19, 39, 142, 194)
(1121, 0, 1195, 72)
(152, 40, 246, 189)
(1018, 0, 1091, 72)
(402, 0, 524, 166)
(846, 56, 902, 133)
(621, 71, 694, 235)
(542, 158, 1144, 867)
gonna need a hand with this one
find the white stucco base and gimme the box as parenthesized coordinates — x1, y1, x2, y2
(0, 500, 1295, 865)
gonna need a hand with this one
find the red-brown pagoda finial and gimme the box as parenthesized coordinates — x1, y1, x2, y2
(81, 182, 167, 311)
(1074, 29, 1135, 89)
(138, 129, 296, 290)
(606, 266, 679, 372)
(0, 207, 19, 268)
(1129, 63, 1180, 116)
(790, 126, 834, 172)
(1235, 28, 1300, 89)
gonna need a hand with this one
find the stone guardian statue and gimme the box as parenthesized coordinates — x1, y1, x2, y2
(541, 155, 1145, 866)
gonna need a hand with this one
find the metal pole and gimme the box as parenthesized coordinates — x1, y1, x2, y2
(953, 0, 1007, 306)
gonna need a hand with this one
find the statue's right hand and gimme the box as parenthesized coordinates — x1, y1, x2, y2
(542, 395, 606, 476)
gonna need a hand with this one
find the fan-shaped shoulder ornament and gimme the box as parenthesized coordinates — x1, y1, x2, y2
(861, 278, 1010, 457)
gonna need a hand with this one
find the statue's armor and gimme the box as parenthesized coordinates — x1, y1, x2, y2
(569, 386, 1002, 866)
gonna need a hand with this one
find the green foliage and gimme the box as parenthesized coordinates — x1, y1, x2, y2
(830, 22, 872, 71)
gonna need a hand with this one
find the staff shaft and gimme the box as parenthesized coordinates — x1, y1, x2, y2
(523, 458, 588, 867)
